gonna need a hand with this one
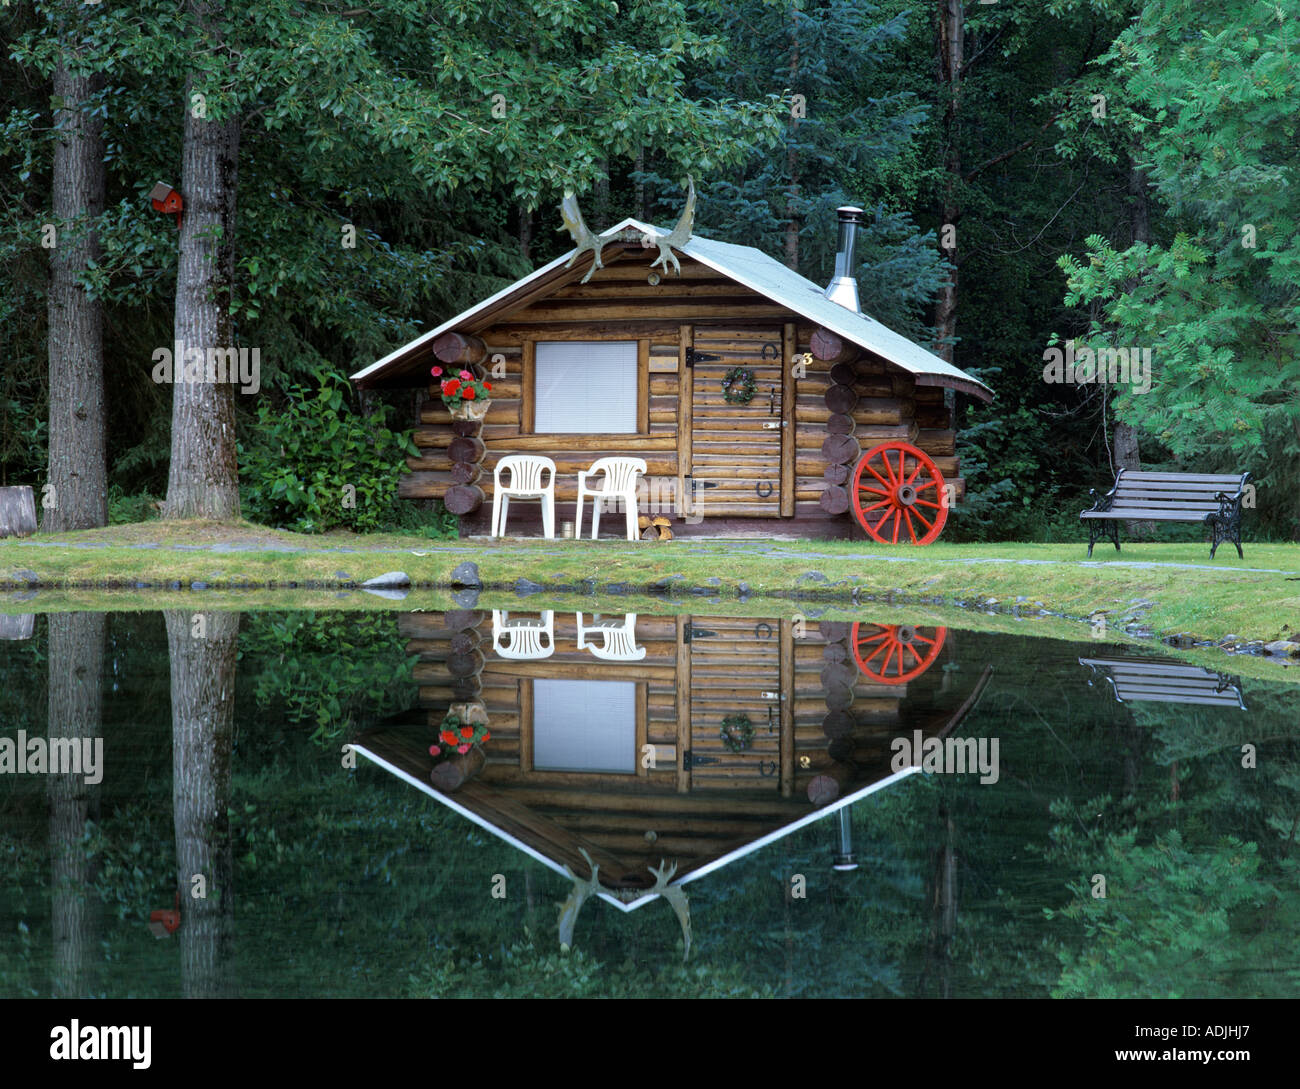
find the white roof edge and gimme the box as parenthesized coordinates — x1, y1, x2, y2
(351, 219, 991, 398)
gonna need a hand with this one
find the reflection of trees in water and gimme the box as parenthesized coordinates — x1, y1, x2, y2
(165, 609, 239, 998)
(47, 612, 105, 998)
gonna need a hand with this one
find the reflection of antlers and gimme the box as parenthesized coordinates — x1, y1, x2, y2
(559, 192, 605, 284)
(556, 850, 693, 962)
(641, 176, 695, 276)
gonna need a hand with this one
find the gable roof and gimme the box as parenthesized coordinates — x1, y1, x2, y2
(350, 216, 992, 401)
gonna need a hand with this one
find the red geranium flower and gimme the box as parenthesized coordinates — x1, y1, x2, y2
(462, 386, 476, 400)
(442, 379, 461, 397)
(441, 730, 457, 745)
(431, 365, 443, 377)
(482, 731, 491, 742)
(460, 726, 474, 740)
(484, 381, 492, 391)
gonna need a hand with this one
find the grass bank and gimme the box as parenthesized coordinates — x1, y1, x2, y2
(1, 521, 1297, 667)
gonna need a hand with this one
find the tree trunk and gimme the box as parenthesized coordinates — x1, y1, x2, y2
(45, 1, 107, 532)
(784, 11, 800, 273)
(932, 0, 963, 363)
(1117, 156, 1152, 533)
(165, 608, 239, 998)
(164, 2, 242, 520)
(518, 202, 533, 262)
(47, 612, 105, 997)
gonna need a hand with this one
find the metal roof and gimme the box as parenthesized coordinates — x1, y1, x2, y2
(350, 216, 993, 401)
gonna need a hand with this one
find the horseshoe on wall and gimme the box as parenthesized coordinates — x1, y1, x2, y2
(759, 760, 778, 777)
(755, 622, 773, 640)
(756, 480, 773, 498)
(761, 342, 780, 360)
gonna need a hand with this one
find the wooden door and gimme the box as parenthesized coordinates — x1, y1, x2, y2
(689, 325, 786, 519)
(686, 616, 784, 791)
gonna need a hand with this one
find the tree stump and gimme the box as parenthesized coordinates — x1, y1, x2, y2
(446, 609, 485, 631)
(826, 413, 856, 435)
(823, 463, 850, 486)
(0, 487, 37, 538)
(824, 682, 855, 711)
(821, 641, 849, 664)
(446, 649, 485, 678)
(807, 775, 840, 806)
(818, 621, 852, 642)
(449, 462, 481, 485)
(451, 420, 481, 438)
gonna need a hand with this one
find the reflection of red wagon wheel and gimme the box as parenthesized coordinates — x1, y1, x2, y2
(851, 441, 948, 544)
(851, 623, 947, 684)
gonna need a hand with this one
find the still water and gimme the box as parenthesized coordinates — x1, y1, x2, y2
(1, 605, 1296, 998)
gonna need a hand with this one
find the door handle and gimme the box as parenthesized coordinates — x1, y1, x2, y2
(762, 421, 780, 430)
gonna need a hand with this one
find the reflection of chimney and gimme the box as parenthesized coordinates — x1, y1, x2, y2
(832, 806, 858, 872)
(824, 206, 864, 313)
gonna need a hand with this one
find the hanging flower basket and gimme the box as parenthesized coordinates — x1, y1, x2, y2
(448, 397, 491, 421)
(429, 712, 491, 792)
(432, 365, 492, 420)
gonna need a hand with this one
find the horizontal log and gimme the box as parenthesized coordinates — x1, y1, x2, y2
(448, 436, 486, 463)
(432, 332, 486, 366)
(825, 413, 855, 435)
(820, 485, 850, 515)
(821, 433, 861, 465)
(445, 484, 484, 514)
(917, 429, 956, 456)
(824, 384, 858, 414)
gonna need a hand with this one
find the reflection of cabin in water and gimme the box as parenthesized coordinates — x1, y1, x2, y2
(352, 611, 990, 894)
(349, 200, 993, 538)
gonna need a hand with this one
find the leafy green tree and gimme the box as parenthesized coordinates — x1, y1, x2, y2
(1058, 0, 1300, 537)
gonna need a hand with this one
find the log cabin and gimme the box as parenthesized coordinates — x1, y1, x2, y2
(349, 201, 994, 538)
(350, 609, 992, 896)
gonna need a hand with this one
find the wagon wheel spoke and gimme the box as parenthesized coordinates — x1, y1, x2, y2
(850, 442, 949, 546)
(850, 623, 949, 684)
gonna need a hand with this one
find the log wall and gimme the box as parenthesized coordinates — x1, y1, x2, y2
(400, 250, 964, 532)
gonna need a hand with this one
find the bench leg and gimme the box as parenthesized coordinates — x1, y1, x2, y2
(1086, 521, 1097, 559)
(1110, 520, 1121, 553)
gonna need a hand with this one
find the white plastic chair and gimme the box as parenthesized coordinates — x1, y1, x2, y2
(491, 610, 554, 659)
(576, 613, 645, 661)
(576, 457, 647, 540)
(492, 455, 556, 538)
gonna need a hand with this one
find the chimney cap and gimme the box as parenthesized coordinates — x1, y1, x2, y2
(836, 206, 865, 221)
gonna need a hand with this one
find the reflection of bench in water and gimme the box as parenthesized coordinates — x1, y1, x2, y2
(1079, 657, 1246, 710)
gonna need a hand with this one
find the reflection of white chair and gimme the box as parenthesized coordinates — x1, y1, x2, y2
(492, 456, 556, 538)
(576, 457, 646, 541)
(576, 613, 645, 661)
(492, 610, 554, 659)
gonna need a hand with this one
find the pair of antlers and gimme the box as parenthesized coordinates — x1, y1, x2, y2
(557, 848, 693, 961)
(559, 177, 696, 283)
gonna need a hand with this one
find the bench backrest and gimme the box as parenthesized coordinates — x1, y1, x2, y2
(1080, 657, 1246, 709)
(1110, 470, 1246, 517)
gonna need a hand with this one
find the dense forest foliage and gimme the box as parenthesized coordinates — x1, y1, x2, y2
(2, 0, 1296, 538)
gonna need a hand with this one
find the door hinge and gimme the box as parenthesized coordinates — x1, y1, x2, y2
(683, 750, 719, 769)
(685, 347, 721, 369)
(683, 626, 717, 643)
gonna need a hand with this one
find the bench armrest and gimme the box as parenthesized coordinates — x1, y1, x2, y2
(1081, 484, 1117, 516)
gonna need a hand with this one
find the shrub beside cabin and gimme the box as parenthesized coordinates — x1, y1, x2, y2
(350, 201, 994, 538)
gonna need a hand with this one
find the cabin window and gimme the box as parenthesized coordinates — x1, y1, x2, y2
(533, 341, 637, 433)
(532, 679, 636, 773)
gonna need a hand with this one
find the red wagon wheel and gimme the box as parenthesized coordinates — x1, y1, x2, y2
(851, 623, 947, 684)
(851, 441, 948, 544)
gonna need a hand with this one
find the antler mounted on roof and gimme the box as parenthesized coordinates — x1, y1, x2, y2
(642, 175, 695, 277)
(559, 190, 605, 284)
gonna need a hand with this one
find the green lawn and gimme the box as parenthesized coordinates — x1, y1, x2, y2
(1, 521, 1297, 665)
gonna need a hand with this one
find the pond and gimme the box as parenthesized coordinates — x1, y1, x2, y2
(0, 603, 1296, 999)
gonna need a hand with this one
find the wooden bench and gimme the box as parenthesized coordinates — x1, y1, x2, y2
(1079, 469, 1251, 558)
(1079, 657, 1246, 710)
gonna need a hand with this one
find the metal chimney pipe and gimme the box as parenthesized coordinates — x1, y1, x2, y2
(824, 206, 864, 313)
(832, 805, 858, 871)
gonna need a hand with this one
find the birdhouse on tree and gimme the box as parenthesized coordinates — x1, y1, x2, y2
(149, 182, 183, 228)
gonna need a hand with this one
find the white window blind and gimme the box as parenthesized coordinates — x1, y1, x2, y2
(532, 679, 636, 773)
(534, 341, 637, 433)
